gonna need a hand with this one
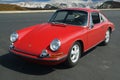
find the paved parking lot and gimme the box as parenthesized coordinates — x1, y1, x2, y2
(0, 10, 120, 80)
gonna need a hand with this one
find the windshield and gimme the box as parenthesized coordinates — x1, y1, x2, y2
(49, 10, 88, 26)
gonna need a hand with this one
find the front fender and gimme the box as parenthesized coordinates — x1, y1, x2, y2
(60, 30, 87, 55)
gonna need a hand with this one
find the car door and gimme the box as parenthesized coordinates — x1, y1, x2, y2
(87, 12, 104, 49)
(99, 13, 109, 40)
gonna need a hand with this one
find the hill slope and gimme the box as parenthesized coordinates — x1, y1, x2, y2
(0, 4, 27, 11)
(98, 1, 120, 9)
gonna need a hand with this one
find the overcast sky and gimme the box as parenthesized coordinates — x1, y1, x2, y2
(0, 0, 48, 1)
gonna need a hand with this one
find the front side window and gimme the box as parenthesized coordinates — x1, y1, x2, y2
(91, 12, 100, 24)
(49, 10, 88, 26)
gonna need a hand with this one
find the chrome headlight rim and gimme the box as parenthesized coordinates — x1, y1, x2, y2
(10, 32, 18, 43)
(50, 39, 61, 51)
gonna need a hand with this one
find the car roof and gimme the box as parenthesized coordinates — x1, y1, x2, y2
(60, 8, 100, 13)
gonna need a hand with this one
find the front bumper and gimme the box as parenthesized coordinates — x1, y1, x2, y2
(9, 48, 67, 65)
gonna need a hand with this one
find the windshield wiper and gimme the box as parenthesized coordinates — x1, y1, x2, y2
(50, 21, 67, 26)
(51, 21, 66, 24)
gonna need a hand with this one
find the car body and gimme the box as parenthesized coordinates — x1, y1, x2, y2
(9, 8, 115, 67)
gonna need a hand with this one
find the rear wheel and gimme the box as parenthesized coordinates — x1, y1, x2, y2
(102, 29, 111, 45)
(65, 42, 81, 68)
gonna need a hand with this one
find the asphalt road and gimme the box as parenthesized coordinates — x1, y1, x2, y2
(0, 10, 120, 80)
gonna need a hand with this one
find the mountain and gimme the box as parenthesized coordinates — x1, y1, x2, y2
(0, 0, 116, 3)
(0, 4, 27, 11)
(97, 1, 120, 8)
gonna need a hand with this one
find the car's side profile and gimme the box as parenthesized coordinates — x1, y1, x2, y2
(9, 8, 115, 67)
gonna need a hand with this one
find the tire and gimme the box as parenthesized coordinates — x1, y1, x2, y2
(102, 29, 111, 45)
(65, 42, 81, 68)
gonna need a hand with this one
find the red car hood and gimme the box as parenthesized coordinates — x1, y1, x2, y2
(14, 23, 85, 56)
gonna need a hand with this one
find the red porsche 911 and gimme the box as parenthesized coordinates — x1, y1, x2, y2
(9, 8, 114, 67)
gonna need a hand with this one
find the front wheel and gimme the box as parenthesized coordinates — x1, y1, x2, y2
(65, 42, 81, 68)
(102, 29, 111, 45)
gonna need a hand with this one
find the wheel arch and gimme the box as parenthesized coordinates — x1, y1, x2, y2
(108, 27, 112, 34)
(75, 40, 84, 53)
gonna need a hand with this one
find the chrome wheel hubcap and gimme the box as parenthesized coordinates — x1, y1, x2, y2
(70, 44, 80, 63)
(105, 30, 110, 43)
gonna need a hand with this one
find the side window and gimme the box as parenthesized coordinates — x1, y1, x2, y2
(91, 12, 100, 24)
(100, 13, 107, 22)
(100, 15, 104, 22)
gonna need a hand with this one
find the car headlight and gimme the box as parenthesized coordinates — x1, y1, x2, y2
(10, 32, 18, 43)
(50, 39, 61, 51)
